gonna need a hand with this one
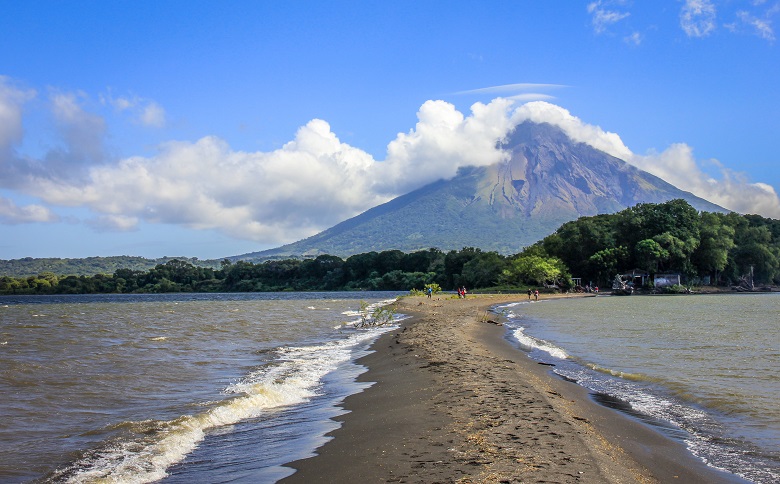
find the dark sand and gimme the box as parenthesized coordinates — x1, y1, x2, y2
(281, 294, 741, 483)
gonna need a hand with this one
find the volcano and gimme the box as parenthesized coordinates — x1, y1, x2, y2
(236, 121, 725, 260)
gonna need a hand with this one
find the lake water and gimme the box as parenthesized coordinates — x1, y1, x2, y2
(496, 293, 780, 484)
(0, 292, 404, 483)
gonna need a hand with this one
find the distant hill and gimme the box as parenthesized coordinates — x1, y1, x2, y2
(235, 121, 726, 260)
(0, 256, 220, 278)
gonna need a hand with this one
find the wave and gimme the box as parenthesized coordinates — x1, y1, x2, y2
(508, 326, 568, 360)
(48, 326, 392, 483)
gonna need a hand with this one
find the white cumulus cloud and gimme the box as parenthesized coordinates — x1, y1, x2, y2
(5, 89, 780, 244)
(378, 99, 514, 194)
(26, 120, 386, 243)
(511, 101, 633, 161)
(23, 99, 518, 243)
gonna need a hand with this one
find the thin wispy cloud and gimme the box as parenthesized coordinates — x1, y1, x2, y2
(587, 0, 631, 34)
(455, 83, 567, 103)
(735, 9, 776, 42)
(680, 0, 718, 38)
(455, 83, 568, 95)
(624, 31, 643, 45)
(100, 90, 167, 128)
(585, 0, 777, 43)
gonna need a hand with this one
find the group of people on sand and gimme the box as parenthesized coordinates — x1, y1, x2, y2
(457, 286, 468, 298)
(527, 288, 539, 301)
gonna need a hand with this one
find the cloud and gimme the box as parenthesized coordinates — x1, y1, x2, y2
(25, 120, 386, 243)
(0, 76, 35, 151)
(17, 99, 518, 243)
(735, 10, 776, 41)
(456, 83, 568, 95)
(0, 89, 107, 188)
(5, 87, 780, 243)
(624, 31, 643, 45)
(140, 102, 166, 127)
(680, 0, 717, 37)
(630, 145, 780, 216)
(587, 1, 631, 34)
(378, 99, 515, 194)
(85, 214, 140, 232)
(513, 101, 780, 217)
(0, 196, 58, 224)
(48, 91, 108, 168)
(101, 91, 167, 127)
(511, 101, 633, 160)
(455, 83, 566, 103)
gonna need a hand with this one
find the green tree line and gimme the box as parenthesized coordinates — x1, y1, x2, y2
(540, 199, 780, 287)
(2, 200, 778, 295)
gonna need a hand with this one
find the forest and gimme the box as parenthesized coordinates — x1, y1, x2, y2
(2, 200, 779, 295)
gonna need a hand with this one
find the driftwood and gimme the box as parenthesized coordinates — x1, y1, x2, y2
(480, 311, 502, 326)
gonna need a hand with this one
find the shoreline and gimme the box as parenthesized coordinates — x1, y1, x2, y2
(281, 294, 742, 483)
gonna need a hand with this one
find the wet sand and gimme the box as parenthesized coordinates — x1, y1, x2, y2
(281, 294, 740, 483)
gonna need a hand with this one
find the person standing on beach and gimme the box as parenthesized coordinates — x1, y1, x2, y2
(427, 286, 432, 298)
(534, 289, 539, 301)
(527, 288, 532, 299)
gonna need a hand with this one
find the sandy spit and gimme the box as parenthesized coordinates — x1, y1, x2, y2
(281, 294, 739, 483)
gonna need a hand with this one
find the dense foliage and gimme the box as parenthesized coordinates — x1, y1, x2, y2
(2, 200, 779, 295)
(539, 199, 780, 287)
(0, 248, 515, 294)
(0, 255, 219, 278)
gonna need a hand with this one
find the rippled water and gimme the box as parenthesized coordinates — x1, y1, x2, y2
(497, 293, 780, 484)
(0, 292, 402, 483)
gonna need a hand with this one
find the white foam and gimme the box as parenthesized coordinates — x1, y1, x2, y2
(511, 327, 568, 359)
(64, 325, 392, 483)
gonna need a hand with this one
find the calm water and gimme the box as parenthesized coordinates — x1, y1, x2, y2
(496, 293, 780, 484)
(0, 292, 403, 483)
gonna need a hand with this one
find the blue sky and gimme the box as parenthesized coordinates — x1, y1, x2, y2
(1, 0, 779, 260)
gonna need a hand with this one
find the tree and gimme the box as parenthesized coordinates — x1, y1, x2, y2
(588, 246, 629, 287)
(444, 247, 483, 288)
(616, 199, 701, 259)
(502, 254, 567, 287)
(543, 214, 615, 278)
(691, 212, 735, 284)
(460, 251, 506, 288)
(635, 239, 668, 274)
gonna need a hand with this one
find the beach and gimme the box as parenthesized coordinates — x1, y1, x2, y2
(282, 294, 739, 483)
